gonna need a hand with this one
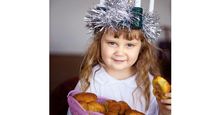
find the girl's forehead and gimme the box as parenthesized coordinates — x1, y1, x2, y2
(103, 28, 143, 41)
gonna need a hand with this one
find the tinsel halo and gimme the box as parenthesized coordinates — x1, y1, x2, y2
(84, 0, 161, 42)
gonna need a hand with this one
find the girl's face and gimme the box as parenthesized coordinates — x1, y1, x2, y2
(101, 29, 142, 73)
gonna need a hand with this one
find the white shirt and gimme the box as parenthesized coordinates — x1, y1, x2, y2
(67, 65, 159, 115)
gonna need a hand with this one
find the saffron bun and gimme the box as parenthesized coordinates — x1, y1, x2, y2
(87, 101, 106, 113)
(78, 101, 88, 110)
(153, 76, 171, 99)
(105, 111, 118, 115)
(125, 109, 145, 115)
(118, 101, 131, 115)
(105, 100, 136, 115)
(72, 92, 144, 114)
(73, 92, 97, 103)
(105, 100, 121, 113)
(73, 92, 105, 113)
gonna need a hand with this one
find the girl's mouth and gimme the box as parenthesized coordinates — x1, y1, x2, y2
(113, 59, 125, 63)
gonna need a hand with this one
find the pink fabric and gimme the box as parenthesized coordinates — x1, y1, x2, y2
(67, 90, 107, 115)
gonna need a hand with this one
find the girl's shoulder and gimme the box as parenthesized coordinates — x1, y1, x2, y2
(92, 64, 102, 73)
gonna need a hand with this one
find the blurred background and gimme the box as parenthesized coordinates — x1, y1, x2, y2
(50, 0, 171, 114)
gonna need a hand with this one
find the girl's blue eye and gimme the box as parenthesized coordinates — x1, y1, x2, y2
(108, 42, 116, 46)
(127, 43, 135, 47)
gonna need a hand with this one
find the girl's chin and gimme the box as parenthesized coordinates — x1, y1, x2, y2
(108, 66, 130, 71)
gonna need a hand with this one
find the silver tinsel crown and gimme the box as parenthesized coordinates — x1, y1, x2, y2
(84, 0, 161, 42)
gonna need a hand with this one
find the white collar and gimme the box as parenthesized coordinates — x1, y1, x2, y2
(92, 65, 137, 87)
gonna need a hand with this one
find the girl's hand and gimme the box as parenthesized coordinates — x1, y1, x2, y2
(157, 92, 171, 115)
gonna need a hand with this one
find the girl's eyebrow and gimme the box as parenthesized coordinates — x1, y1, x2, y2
(104, 39, 117, 42)
(105, 38, 139, 44)
(126, 41, 139, 45)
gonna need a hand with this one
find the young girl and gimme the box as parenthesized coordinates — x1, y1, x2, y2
(68, 0, 171, 115)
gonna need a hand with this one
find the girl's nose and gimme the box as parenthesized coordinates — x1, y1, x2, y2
(114, 46, 125, 56)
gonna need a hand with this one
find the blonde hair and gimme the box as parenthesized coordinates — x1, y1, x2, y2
(79, 28, 161, 110)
